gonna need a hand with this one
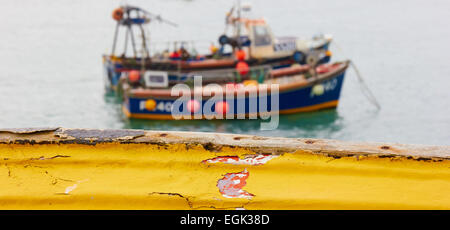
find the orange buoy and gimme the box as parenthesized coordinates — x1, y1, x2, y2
(112, 8, 124, 21)
(187, 99, 201, 113)
(215, 101, 229, 115)
(128, 70, 140, 83)
(235, 49, 246, 61)
(236, 61, 249, 76)
(145, 99, 157, 111)
(210, 44, 219, 54)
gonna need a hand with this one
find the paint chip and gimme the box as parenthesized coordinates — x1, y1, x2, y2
(63, 179, 89, 195)
(217, 169, 254, 199)
(64, 184, 78, 194)
(203, 154, 278, 166)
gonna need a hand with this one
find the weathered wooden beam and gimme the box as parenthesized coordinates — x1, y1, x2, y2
(0, 128, 449, 209)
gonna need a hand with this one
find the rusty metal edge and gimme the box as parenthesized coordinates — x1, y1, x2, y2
(0, 128, 449, 160)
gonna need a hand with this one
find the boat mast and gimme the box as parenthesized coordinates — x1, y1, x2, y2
(136, 9, 150, 58)
(236, 0, 242, 49)
(137, 10, 148, 74)
(111, 22, 120, 56)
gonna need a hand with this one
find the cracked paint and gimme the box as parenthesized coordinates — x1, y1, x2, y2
(30, 155, 70, 160)
(149, 192, 194, 208)
(202, 154, 279, 165)
(217, 169, 254, 199)
(148, 192, 248, 210)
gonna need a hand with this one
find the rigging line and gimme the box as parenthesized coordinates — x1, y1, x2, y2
(333, 41, 381, 110)
(350, 61, 381, 110)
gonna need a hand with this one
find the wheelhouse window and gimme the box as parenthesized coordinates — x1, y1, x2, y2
(253, 25, 272, 46)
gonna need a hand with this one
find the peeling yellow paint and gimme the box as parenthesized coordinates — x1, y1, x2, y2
(0, 142, 449, 210)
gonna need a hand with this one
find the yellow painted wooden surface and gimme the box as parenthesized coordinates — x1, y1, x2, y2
(1, 142, 449, 210)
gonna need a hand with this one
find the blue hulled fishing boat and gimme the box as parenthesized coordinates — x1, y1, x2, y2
(122, 61, 349, 120)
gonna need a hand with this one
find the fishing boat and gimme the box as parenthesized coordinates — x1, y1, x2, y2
(102, 4, 333, 92)
(122, 61, 349, 120)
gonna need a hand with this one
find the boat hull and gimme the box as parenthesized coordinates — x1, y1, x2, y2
(122, 65, 347, 120)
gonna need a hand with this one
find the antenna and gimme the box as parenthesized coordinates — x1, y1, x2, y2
(236, 0, 242, 49)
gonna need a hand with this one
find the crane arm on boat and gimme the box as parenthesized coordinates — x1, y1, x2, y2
(112, 5, 178, 27)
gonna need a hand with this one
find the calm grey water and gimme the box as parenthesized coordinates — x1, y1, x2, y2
(0, 0, 449, 145)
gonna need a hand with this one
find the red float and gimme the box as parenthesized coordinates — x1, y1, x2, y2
(215, 101, 229, 115)
(187, 99, 200, 113)
(236, 61, 249, 76)
(128, 70, 140, 83)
